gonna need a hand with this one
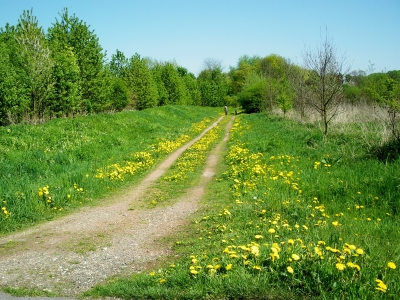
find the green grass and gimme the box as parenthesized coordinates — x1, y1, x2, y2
(0, 105, 222, 235)
(141, 115, 230, 209)
(1, 287, 57, 297)
(84, 113, 400, 299)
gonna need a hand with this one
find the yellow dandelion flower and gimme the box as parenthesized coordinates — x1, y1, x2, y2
(291, 254, 300, 261)
(388, 262, 396, 269)
(356, 248, 364, 255)
(335, 263, 346, 271)
(375, 279, 387, 293)
(287, 266, 294, 274)
(346, 262, 361, 271)
(190, 268, 198, 275)
(251, 245, 260, 257)
(225, 264, 232, 271)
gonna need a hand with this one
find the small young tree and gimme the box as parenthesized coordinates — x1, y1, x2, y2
(303, 33, 348, 136)
(276, 78, 294, 117)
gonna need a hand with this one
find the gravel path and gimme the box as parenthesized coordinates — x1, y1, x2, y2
(0, 115, 235, 299)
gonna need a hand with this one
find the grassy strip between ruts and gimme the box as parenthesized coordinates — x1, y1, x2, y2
(140, 114, 230, 209)
(84, 113, 399, 300)
(0, 105, 222, 235)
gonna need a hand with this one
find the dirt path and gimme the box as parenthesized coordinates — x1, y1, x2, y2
(0, 115, 235, 298)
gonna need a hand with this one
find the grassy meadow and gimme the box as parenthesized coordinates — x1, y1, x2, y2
(0, 105, 222, 234)
(85, 113, 399, 299)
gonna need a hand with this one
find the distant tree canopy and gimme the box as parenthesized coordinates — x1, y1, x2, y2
(0, 8, 399, 141)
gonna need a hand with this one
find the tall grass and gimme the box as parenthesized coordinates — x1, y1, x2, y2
(86, 113, 399, 299)
(0, 105, 222, 234)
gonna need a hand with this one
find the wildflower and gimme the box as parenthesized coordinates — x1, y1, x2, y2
(287, 239, 294, 245)
(346, 262, 361, 271)
(287, 266, 294, 274)
(335, 263, 346, 271)
(251, 245, 260, 257)
(159, 278, 166, 283)
(332, 221, 340, 226)
(291, 254, 300, 261)
(375, 279, 387, 293)
(253, 265, 261, 271)
(255, 235, 263, 239)
(355, 248, 364, 255)
(345, 244, 356, 251)
(268, 228, 276, 234)
(388, 262, 396, 269)
(226, 264, 232, 271)
(189, 266, 198, 275)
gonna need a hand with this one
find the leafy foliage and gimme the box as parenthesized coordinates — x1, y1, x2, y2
(125, 54, 158, 110)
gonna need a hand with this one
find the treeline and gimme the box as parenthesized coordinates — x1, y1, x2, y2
(230, 53, 400, 138)
(1, 9, 399, 139)
(0, 9, 230, 125)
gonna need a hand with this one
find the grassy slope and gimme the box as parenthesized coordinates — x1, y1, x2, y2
(0, 105, 222, 234)
(85, 113, 400, 300)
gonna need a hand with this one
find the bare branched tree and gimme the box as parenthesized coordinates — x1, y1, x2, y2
(203, 58, 223, 71)
(303, 33, 349, 136)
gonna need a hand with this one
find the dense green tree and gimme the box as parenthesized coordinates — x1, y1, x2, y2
(343, 84, 362, 105)
(49, 43, 81, 117)
(238, 75, 267, 113)
(237, 55, 262, 67)
(109, 49, 129, 79)
(151, 64, 169, 106)
(125, 54, 158, 110)
(229, 62, 257, 95)
(182, 72, 202, 105)
(17, 9, 54, 121)
(387, 70, 400, 81)
(363, 72, 400, 140)
(197, 67, 229, 107)
(175, 66, 201, 105)
(47, 8, 106, 113)
(108, 76, 129, 111)
(161, 62, 189, 105)
(258, 54, 289, 79)
(0, 24, 29, 124)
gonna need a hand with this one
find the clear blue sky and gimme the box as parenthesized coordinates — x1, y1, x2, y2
(1, 0, 399, 75)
